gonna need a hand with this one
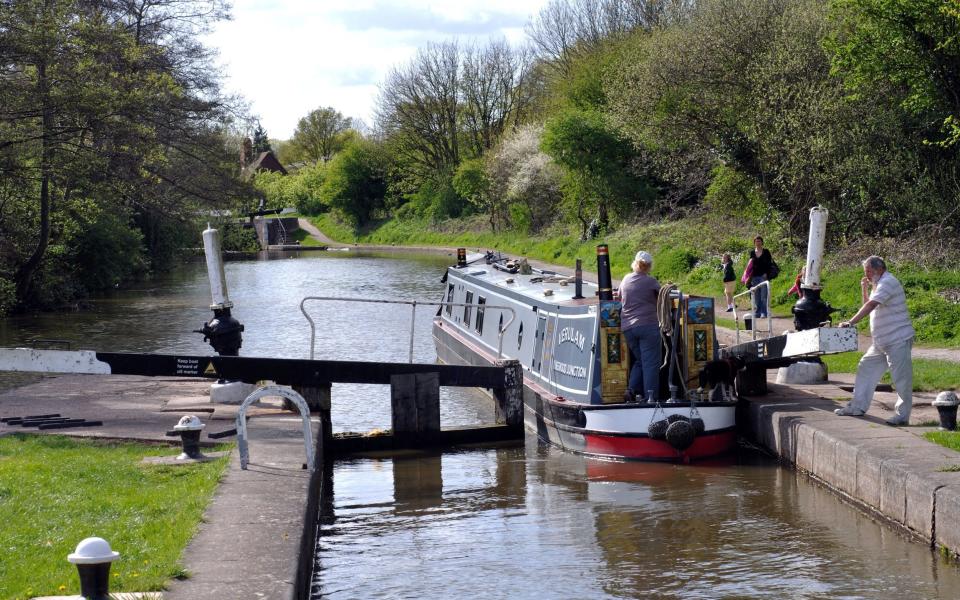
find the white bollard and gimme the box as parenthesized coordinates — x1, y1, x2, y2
(803, 206, 829, 290)
(67, 537, 120, 600)
(776, 361, 828, 384)
(202, 225, 232, 310)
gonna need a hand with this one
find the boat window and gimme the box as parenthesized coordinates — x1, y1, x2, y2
(518, 322, 523, 350)
(464, 291, 473, 327)
(445, 284, 454, 316)
(498, 313, 504, 333)
(533, 315, 547, 369)
(475, 297, 486, 334)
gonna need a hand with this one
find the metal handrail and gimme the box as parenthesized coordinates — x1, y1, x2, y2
(237, 385, 314, 472)
(732, 280, 773, 343)
(300, 296, 516, 362)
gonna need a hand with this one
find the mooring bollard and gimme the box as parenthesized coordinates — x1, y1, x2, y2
(173, 414, 206, 459)
(67, 537, 119, 600)
(933, 391, 960, 431)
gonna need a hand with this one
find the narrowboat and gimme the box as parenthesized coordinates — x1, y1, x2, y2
(433, 246, 738, 462)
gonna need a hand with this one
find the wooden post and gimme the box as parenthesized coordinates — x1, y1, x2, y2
(494, 359, 523, 428)
(736, 364, 768, 396)
(390, 372, 440, 440)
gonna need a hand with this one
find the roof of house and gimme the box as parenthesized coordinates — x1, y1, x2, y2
(243, 151, 288, 178)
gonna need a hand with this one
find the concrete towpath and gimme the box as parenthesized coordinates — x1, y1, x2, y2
(2, 374, 319, 600)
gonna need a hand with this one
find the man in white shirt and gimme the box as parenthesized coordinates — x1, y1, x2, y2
(834, 256, 915, 425)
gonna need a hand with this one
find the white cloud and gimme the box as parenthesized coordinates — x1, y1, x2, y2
(204, 0, 547, 139)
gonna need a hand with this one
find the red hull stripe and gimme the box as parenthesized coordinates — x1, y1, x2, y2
(583, 430, 737, 461)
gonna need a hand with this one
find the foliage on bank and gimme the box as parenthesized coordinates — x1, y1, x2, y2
(0, 0, 254, 316)
(266, 0, 958, 273)
(0, 434, 230, 599)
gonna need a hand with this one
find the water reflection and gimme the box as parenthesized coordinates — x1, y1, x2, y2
(314, 437, 960, 599)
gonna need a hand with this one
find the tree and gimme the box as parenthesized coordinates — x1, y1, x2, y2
(460, 39, 537, 157)
(252, 121, 272, 153)
(452, 159, 493, 228)
(376, 41, 462, 181)
(541, 108, 648, 238)
(603, 0, 959, 239)
(376, 38, 537, 220)
(830, 0, 960, 147)
(526, 0, 695, 73)
(486, 125, 562, 233)
(0, 0, 246, 308)
(290, 107, 353, 164)
(322, 139, 392, 227)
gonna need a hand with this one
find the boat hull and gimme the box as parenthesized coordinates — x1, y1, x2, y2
(434, 318, 738, 462)
(524, 398, 737, 462)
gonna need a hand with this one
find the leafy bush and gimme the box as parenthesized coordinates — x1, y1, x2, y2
(654, 247, 699, 280)
(254, 163, 329, 216)
(295, 162, 329, 215)
(403, 177, 464, 223)
(74, 212, 147, 291)
(219, 223, 259, 252)
(0, 277, 15, 316)
(703, 165, 767, 223)
(508, 202, 533, 234)
(323, 139, 391, 227)
(32, 244, 83, 308)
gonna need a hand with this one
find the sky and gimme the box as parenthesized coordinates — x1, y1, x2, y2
(204, 0, 551, 140)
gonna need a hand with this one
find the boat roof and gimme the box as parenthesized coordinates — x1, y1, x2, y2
(449, 252, 600, 307)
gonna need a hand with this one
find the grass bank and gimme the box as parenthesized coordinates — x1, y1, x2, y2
(310, 213, 960, 348)
(925, 431, 960, 454)
(0, 434, 230, 599)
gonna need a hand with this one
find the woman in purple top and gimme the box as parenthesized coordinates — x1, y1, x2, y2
(618, 251, 662, 401)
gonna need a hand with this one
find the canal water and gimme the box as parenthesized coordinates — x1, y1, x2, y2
(1, 250, 958, 598)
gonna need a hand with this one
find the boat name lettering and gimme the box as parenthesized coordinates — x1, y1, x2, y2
(558, 327, 585, 351)
(554, 360, 587, 379)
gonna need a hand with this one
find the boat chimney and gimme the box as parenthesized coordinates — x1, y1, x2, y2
(791, 206, 837, 330)
(457, 248, 467, 268)
(596, 245, 613, 301)
(573, 259, 584, 299)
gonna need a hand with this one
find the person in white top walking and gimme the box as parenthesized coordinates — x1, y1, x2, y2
(834, 256, 915, 425)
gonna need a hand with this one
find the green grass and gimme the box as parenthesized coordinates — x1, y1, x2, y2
(821, 353, 960, 392)
(0, 434, 231, 599)
(309, 212, 960, 347)
(925, 431, 960, 454)
(290, 227, 325, 247)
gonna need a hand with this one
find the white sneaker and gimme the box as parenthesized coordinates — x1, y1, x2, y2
(834, 406, 865, 416)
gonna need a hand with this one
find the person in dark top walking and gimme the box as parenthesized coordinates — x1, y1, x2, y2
(749, 236, 772, 317)
(721, 253, 736, 312)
